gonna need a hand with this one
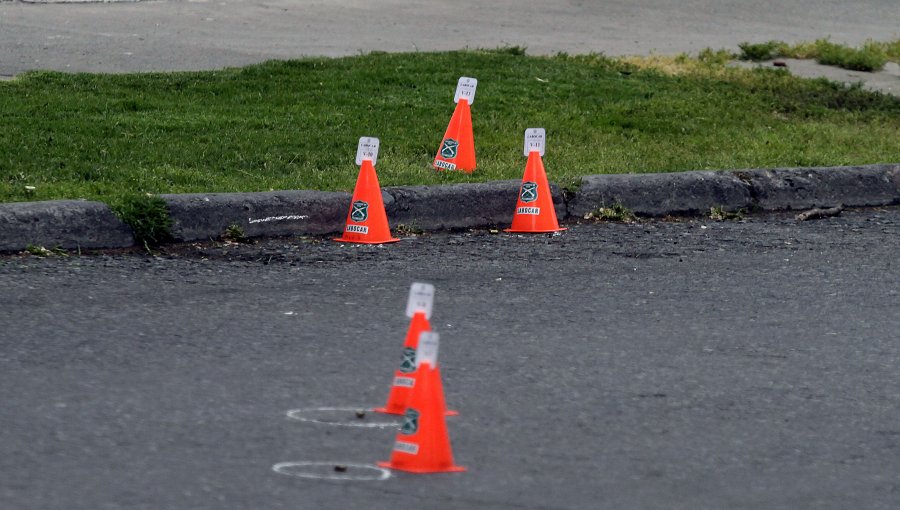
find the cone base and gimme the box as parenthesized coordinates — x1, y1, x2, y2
(333, 237, 400, 244)
(377, 461, 466, 474)
(373, 407, 459, 417)
(504, 227, 567, 233)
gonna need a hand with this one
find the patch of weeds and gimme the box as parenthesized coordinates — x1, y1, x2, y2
(395, 223, 425, 236)
(111, 194, 173, 248)
(814, 39, 887, 72)
(484, 45, 527, 56)
(883, 39, 900, 62)
(709, 206, 744, 221)
(562, 178, 584, 200)
(221, 223, 251, 243)
(584, 203, 637, 223)
(698, 48, 735, 66)
(25, 244, 68, 257)
(740, 38, 892, 71)
(738, 41, 787, 61)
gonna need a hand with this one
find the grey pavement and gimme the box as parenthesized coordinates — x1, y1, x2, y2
(1, 0, 898, 76)
(1, 207, 899, 509)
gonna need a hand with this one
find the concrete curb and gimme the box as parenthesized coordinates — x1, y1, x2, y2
(1, 164, 897, 252)
(0, 200, 133, 252)
(160, 190, 350, 242)
(734, 164, 900, 211)
(384, 180, 566, 231)
(569, 170, 752, 217)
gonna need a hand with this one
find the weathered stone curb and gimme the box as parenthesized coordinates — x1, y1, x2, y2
(569, 170, 752, 217)
(0, 200, 133, 252)
(734, 164, 900, 211)
(1, 164, 898, 253)
(384, 180, 566, 231)
(161, 190, 350, 242)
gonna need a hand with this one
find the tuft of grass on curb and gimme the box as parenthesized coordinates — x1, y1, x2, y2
(584, 203, 637, 223)
(1, 49, 898, 208)
(395, 223, 425, 236)
(111, 194, 173, 247)
(709, 206, 745, 221)
(221, 223, 250, 243)
(24, 244, 68, 257)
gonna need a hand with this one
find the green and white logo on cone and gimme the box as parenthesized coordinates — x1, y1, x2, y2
(399, 347, 416, 373)
(520, 182, 538, 203)
(401, 408, 419, 435)
(350, 200, 369, 222)
(439, 138, 459, 159)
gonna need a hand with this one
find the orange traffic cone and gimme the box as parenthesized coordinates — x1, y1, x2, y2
(505, 151, 566, 233)
(378, 333, 465, 474)
(374, 311, 430, 415)
(334, 159, 399, 244)
(374, 312, 459, 416)
(433, 98, 475, 173)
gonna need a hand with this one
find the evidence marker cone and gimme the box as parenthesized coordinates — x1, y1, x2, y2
(334, 137, 399, 244)
(375, 283, 457, 416)
(505, 128, 566, 233)
(433, 77, 477, 173)
(378, 332, 465, 474)
(373, 310, 431, 415)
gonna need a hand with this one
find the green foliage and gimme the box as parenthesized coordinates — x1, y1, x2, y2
(698, 48, 735, 65)
(0, 50, 898, 208)
(111, 194, 172, 247)
(481, 45, 527, 56)
(584, 203, 637, 223)
(738, 41, 786, 61)
(739, 38, 897, 71)
(709, 206, 744, 221)
(814, 39, 887, 72)
(222, 223, 250, 243)
(394, 223, 425, 236)
(24, 245, 67, 257)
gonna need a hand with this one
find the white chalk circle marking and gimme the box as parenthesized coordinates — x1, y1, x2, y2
(286, 406, 402, 429)
(273, 461, 391, 481)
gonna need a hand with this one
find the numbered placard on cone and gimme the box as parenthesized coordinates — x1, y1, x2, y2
(524, 128, 545, 156)
(433, 77, 477, 173)
(406, 282, 435, 319)
(356, 137, 380, 166)
(453, 77, 477, 105)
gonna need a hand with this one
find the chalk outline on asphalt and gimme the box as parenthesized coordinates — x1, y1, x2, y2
(273, 461, 391, 481)
(286, 406, 402, 429)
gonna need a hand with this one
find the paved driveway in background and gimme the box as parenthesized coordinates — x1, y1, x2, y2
(1, 0, 899, 76)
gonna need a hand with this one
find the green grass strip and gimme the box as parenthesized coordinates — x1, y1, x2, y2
(1, 49, 899, 207)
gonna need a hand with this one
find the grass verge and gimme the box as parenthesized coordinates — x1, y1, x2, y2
(1, 49, 899, 207)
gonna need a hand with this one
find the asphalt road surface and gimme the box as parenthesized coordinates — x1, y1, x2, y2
(1, 208, 898, 509)
(1, 0, 899, 76)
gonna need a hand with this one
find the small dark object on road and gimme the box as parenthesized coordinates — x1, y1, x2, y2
(773, 60, 788, 67)
(355, 410, 366, 419)
(795, 205, 844, 221)
(334, 465, 348, 472)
